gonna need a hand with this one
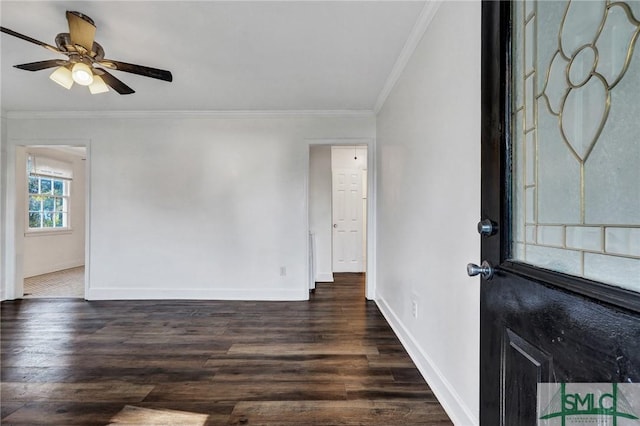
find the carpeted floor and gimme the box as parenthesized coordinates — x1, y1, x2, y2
(23, 266, 85, 298)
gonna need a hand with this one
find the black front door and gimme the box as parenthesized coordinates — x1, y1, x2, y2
(480, 1, 640, 424)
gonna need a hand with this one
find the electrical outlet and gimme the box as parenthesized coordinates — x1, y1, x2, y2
(411, 300, 418, 319)
(280, 266, 287, 276)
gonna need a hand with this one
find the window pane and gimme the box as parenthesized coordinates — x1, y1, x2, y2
(29, 196, 42, 211)
(55, 197, 64, 212)
(43, 212, 54, 227)
(40, 179, 52, 194)
(28, 177, 39, 194)
(43, 197, 55, 212)
(53, 180, 63, 196)
(29, 212, 41, 228)
(54, 213, 64, 227)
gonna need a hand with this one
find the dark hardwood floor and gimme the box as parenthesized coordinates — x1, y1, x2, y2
(1, 273, 452, 425)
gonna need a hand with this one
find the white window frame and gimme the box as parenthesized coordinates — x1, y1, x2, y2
(26, 175, 71, 234)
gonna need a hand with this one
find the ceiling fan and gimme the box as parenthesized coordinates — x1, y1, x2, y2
(0, 11, 173, 95)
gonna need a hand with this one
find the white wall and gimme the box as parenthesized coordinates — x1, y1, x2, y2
(331, 145, 367, 170)
(4, 113, 374, 300)
(1, 111, 6, 300)
(20, 147, 86, 278)
(309, 145, 333, 282)
(375, 2, 481, 425)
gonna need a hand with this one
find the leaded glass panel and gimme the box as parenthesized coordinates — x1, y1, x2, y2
(511, 0, 640, 292)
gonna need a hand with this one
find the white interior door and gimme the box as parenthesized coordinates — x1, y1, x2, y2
(332, 167, 363, 272)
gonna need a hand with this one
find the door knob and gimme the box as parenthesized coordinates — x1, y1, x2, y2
(467, 260, 495, 280)
(477, 219, 498, 236)
(333, 224, 338, 228)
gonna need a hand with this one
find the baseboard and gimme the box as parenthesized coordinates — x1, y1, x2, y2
(376, 297, 478, 426)
(315, 272, 334, 282)
(86, 286, 309, 301)
(23, 259, 84, 279)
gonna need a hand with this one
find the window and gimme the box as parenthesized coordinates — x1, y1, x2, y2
(28, 176, 70, 229)
(27, 155, 73, 230)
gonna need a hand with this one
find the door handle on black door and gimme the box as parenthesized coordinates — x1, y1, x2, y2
(467, 261, 495, 280)
(477, 219, 498, 236)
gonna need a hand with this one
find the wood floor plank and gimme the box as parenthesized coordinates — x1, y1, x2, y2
(1, 366, 217, 384)
(1, 382, 154, 403)
(345, 382, 441, 400)
(212, 365, 395, 383)
(228, 342, 379, 356)
(144, 381, 348, 402)
(0, 401, 23, 419)
(1, 354, 213, 369)
(228, 400, 452, 425)
(107, 405, 210, 425)
(1, 402, 133, 425)
(1, 273, 452, 425)
(367, 353, 417, 368)
(202, 354, 372, 371)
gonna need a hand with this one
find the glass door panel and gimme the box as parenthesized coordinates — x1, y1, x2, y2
(511, 0, 640, 292)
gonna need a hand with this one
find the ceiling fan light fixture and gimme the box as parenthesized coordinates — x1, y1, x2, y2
(3, 11, 173, 95)
(89, 75, 109, 94)
(71, 62, 93, 86)
(49, 66, 74, 89)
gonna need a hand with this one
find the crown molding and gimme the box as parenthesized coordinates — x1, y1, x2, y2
(6, 109, 376, 120)
(373, 1, 442, 114)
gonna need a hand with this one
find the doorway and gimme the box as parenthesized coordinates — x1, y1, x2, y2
(308, 141, 373, 299)
(15, 144, 88, 299)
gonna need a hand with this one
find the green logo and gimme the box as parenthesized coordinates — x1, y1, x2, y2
(539, 383, 639, 425)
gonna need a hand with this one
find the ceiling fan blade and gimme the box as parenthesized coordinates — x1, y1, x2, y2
(66, 11, 96, 51)
(98, 59, 173, 82)
(94, 69, 135, 95)
(1, 26, 61, 54)
(14, 59, 67, 71)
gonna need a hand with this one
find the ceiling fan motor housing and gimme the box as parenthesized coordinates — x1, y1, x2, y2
(55, 32, 105, 61)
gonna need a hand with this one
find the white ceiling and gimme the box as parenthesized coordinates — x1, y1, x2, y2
(1, 1, 427, 112)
